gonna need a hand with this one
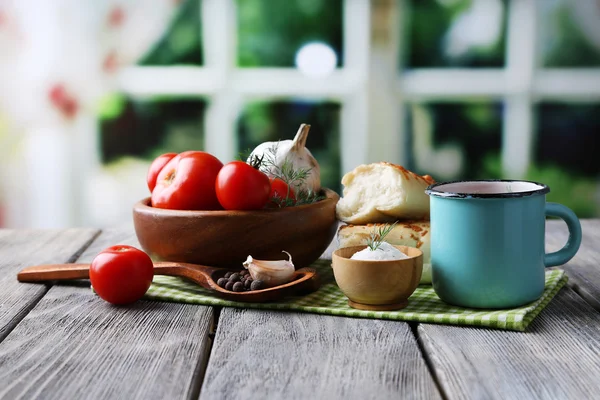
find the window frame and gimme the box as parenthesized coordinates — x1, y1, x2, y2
(118, 0, 600, 179)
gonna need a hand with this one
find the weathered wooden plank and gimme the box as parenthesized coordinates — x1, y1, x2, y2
(75, 224, 141, 261)
(0, 228, 215, 400)
(418, 287, 600, 400)
(546, 219, 600, 310)
(0, 289, 214, 400)
(0, 229, 99, 342)
(200, 309, 442, 400)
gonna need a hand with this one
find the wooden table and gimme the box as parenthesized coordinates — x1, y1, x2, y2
(0, 220, 599, 399)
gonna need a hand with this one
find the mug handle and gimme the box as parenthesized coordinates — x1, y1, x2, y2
(544, 202, 582, 267)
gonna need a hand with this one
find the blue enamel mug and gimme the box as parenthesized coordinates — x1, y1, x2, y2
(425, 180, 582, 309)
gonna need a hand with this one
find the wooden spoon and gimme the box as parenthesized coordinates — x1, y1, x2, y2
(17, 262, 319, 303)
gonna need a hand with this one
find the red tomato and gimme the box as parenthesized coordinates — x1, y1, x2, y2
(152, 151, 223, 210)
(268, 178, 296, 207)
(89, 245, 154, 305)
(147, 152, 177, 192)
(215, 161, 271, 210)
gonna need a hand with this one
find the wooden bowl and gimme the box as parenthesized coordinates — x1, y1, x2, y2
(331, 245, 423, 310)
(133, 188, 340, 269)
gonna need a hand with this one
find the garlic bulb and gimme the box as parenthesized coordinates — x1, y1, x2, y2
(243, 251, 295, 288)
(247, 124, 321, 194)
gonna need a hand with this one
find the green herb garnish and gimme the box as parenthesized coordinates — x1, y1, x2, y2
(269, 188, 325, 208)
(237, 147, 253, 161)
(367, 222, 398, 251)
(259, 143, 319, 207)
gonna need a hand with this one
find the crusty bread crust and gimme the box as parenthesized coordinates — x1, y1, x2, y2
(379, 162, 435, 186)
(336, 162, 434, 224)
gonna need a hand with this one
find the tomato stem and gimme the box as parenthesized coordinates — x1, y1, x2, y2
(248, 154, 264, 170)
(164, 170, 176, 184)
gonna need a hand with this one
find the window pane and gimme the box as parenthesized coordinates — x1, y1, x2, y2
(237, 0, 343, 68)
(532, 103, 600, 217)
(541, 0, 600, 67)
(100, 97, 207, 163)
(139, 0, 203, 66)
(91, 97, 206, 227)
(407, 102, 503, 181)
(237, 101, 341, 193)
(406, 0, 507, 68)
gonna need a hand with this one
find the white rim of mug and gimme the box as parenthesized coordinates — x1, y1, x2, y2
(425, 179, 550, 199)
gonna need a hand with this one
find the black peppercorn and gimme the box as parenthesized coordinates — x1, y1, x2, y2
(225, 281, 234, 291)
(250, 280, 264, 291)
(217, 278, 228, 288)
(229, 273, 240, 282)
(233, 282, 244, 292)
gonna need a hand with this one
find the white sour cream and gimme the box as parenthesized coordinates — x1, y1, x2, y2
(350, 242, 409, 261)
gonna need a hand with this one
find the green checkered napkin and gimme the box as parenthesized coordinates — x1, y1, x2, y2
(144, 259, 567, 332)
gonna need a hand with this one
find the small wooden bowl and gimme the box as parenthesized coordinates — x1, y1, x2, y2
(133, 188, 340, 269)
(331, 245, 423, 310)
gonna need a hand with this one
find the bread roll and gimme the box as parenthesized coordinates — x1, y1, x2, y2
(337, 221, 432, 284)
(335, 162, 434, 224)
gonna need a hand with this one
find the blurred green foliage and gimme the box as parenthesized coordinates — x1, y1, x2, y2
(140, 0, 203, 66)
(100, 98, 207, 163)
(407, 0, 507, 68)
(410, 102, 503, 179)
(536, 103, 600, 177)
(413, 101, 600, 217)
(97, 93, 127, 120)
(237, 0, 343, 67)
(542, 1, 600, 67)
(482, 154, 598, 218)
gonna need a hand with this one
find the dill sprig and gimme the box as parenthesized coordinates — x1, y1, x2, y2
(269, 188, 325, 208)
(279, 157, 310, 189)
(367, 222, 398, 251)
(237, 148, 253, 161)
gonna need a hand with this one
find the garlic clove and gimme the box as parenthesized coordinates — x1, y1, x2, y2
(243, 251, 295, 288)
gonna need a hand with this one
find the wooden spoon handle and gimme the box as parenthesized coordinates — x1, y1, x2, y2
(17, 262, 217, 291)
(152, 262, 215, 290)
(17, 264, 90, 282)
